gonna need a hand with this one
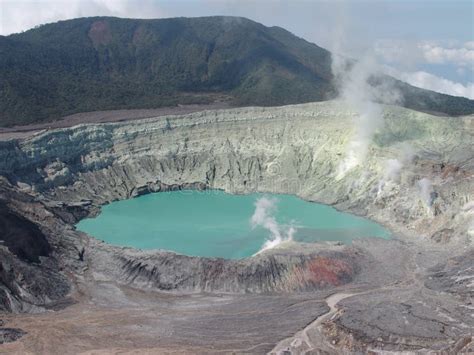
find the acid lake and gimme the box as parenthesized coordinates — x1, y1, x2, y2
(76, 190, 390, 259)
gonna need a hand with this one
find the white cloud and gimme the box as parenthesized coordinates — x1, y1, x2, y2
(384, 66, 474, 99)
(375, 39, 474, 99)
(0, 0, 166, 35)
(374, 39, 424, 70)
(421, 42, 474, 66)
(375, 39, 474, 68)
(465, 41, 474, 50)
(1, 0, 77, 35)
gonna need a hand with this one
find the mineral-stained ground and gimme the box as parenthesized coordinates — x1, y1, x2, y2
(0, 101, 472, 354)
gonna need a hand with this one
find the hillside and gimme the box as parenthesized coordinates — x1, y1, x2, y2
(1, 16, 473, 126)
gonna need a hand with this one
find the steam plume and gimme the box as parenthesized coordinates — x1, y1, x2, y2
(385, 158, 403, 181)
(251, 197, 295, 254)
(331, 20, 401, 178)
(417, 178, 434, 207)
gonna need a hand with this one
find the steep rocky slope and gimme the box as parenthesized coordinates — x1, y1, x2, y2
(0, 101, 472, 353)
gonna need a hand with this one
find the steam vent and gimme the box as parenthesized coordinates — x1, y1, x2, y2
(1, 14, 473, 354)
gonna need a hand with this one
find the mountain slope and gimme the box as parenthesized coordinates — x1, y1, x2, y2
(1, 16, 473, 126)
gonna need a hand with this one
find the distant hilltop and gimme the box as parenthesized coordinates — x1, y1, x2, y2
(1, 16, 473, 126)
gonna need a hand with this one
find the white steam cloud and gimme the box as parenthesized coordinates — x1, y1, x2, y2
(383, 143, 415, 182)
(385, 158, 403, 181)
(250, 197, 295, 254)
(333, 55, 381, 177)
(417, 178, 434, 207)
(376, 158, 403, 197)
(333, 52, 401, 179)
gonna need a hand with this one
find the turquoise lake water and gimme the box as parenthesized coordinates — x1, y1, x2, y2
(76, 190, 390, 259)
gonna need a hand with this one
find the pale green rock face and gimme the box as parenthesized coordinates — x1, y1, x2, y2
(76, 190, 390, 259)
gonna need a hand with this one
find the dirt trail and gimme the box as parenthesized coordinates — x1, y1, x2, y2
(270, 292, 358, 354)
(270, 248, 428, 354)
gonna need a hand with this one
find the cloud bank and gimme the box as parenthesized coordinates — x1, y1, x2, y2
(388, 69, 474, 99)
(376, 40, 474, 68)
(376, 40, 474, 99)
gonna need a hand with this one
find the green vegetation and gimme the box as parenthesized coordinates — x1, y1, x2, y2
(1, 16, 473, 126)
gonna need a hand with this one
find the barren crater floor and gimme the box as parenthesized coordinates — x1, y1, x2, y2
(0, 101, 472, 354)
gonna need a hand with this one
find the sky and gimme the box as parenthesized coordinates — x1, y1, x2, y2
(1, 0, 473, 99)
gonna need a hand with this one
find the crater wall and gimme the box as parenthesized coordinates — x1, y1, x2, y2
(2, 101, 472, 243)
